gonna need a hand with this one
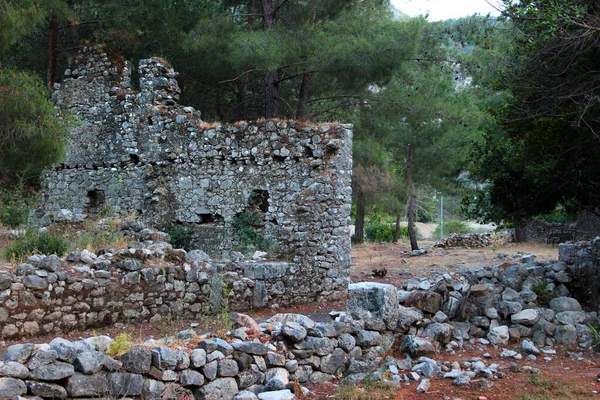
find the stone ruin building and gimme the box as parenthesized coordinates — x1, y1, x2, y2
(36, 46, 353, 305)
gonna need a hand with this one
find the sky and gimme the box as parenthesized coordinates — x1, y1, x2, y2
(391, 0, 502, 21)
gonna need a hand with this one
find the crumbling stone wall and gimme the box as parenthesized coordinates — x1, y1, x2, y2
(37, 46, 353, 304)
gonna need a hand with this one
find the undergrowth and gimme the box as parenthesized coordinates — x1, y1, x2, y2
(105, 332, 133, 357)
(4, 229, 70, 261)
(519, 375, 590, 400)
(334, 380, 397, 400)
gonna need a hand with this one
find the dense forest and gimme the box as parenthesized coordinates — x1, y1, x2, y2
(1, 0, 600, 248)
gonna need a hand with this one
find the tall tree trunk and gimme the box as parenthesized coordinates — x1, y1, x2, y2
(237, 71, 249, 120)
(515, 219, 527, 242)
(296, 72, 313, 121)
(47, 12, 58, 87)
(355, 190, 366, 243)
(248, 0, 255, 28)
(262, 0, 278, 118)
(407, 144, 419, 251)
(393, 215, 401, 243)
(265, 70, 278, 118)
(236, 0, 255, 120)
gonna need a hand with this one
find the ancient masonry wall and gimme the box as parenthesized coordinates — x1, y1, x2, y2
(37, 46, 353, 305)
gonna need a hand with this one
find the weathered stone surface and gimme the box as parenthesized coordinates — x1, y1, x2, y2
(281, 322, 307, 343)
(234, 390, 259, 400)
(109, 372, 143, 396)
(66, 372, 110, 397)
(554, 325, 578, 345)
(549, 297, 582, 313)
(347, 282, 399, 330)
(29, 361, 75, 381)
(121, 347, 152, 374)
(143, 378, 166, 400)
(191, 349, 207, 368)
(404, 291, 443, 315)
(400, 336, 436, 357)
(2, 344, 35, 364)
(511, 309, 539, 326)
(487, 326, 510, 346)
(27, 380, 68, 399)
(231, 342, 268, 356)
(0, 361, 29, 379)
(195, 377, 239, 400)
(74, 350, 105, 374)
(152, 346, 178, 370)
(0, 377, 26, 398)
(180, 369, 205, 387)
(320, 348, 345, 375)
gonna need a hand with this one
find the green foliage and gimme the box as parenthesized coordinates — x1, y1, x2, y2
(0, 67, 67, 185)
(105, 332, 133, 357)
(164, 223, 194, 250)
(588, 323, 600, 352)
(0, 185, 36, 228)
(72, 224, 124, 253)
(4, 229, 70, 260)
(531, 282, 553, 307)
(364, 222, 394, 242)
(334, 379, 398, 400)
(433, 220, 470, 238)
(537, 205, 578, 224)
(232, 213, 276, 254)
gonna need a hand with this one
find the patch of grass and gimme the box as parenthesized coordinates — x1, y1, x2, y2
(434, 219, 470, 238)
(588, 323, 600, 351)
(72, 225, 126, 253)
(334, 380, 398, 400)
(519, 376, 590, 400)
(4, 229, 70, 261)
(105, 332, 133, 357)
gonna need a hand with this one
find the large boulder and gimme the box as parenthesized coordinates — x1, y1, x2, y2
(347, 282, 399, 330)
(549, 297, 582, 313)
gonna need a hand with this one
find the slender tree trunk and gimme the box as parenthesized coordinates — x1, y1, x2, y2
(248, 0, 255, 28)
(355, 190, 366, 243)
(262, 0, 278, 118)
(407, 144, 419, 251)
(265, 70, 278, 118)
(296, 72, 313, 121)
(393, 215, 401, 243)
(47, 12, 58, 87)
(237, 71, 249, 120)
(515, 219, 527, 242)
(236, 0, 255, 120)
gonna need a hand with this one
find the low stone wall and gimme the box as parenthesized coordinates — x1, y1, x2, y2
(0, 225, 347, 340)
(435, 231, 514, 249)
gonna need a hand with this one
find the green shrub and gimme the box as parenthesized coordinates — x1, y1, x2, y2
(365, 222, 394, 242)
(232, 213, 277, 253)
(105, 332, 133, 357)
(164, 223, 194, 250)
(531, 282, 553, 306)
(4, 229, 70, 260)
(0, 186, 36, 228)
(434, 219, 470, 238)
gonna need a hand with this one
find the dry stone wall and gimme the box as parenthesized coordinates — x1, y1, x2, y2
(37, 46, 353, 305)
(0, 223, 348, 340)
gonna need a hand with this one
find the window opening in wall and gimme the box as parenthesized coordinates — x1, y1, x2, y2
(129, 154, 140, 164)
(87, 190, 106, 218)
(249, 189, 269, 213)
